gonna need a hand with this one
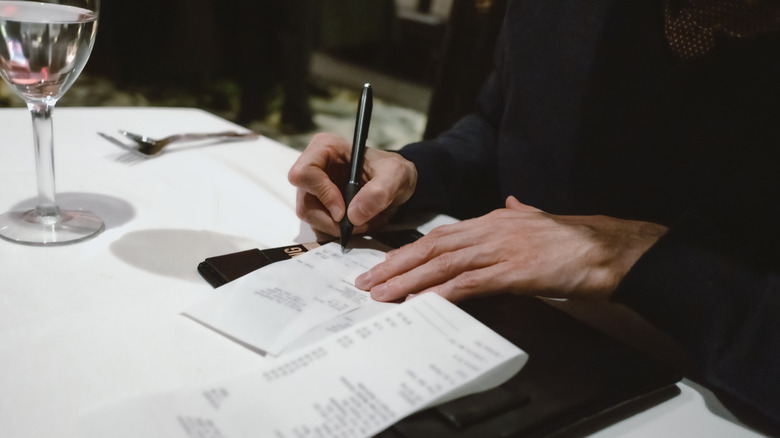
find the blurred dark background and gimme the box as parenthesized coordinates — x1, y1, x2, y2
(3, 0, 508, 148)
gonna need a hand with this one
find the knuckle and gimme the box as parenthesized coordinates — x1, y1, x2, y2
(384, 248, 399, 261)
(320, 135, 350, 156)
(309, 132, 337, 149)
(319, 186, 341, 207)
(413, 238, 438, 260)
(426, 226, 446, 239)
(287, 162, 304, 185)
(431, 252, 454, 273)
(309, 132, 328, 143)
(453, 270, 483, 291)
(364, 184, 393, 206)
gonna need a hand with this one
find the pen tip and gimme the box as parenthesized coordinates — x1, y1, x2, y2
(340, 235, 347, 253)
(340, 217, 353, 254)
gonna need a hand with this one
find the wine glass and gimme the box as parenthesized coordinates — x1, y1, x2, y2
(0, 0, 103, 245)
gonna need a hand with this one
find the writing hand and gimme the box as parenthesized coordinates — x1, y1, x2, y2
(356, 196, 668, 303)
(288, 133, 418, 237)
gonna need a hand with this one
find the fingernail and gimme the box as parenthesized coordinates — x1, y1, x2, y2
(332, 206, 345, 222)
(355, 271, 371, 290)
(371, 283, 387, 300)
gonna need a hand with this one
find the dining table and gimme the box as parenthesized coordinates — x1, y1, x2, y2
(0, 107, 766, 438)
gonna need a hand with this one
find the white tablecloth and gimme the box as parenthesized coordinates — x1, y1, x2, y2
(0, 108, 763, 438)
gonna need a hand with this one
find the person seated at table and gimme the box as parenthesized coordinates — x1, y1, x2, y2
(226, 0, 316, 132)
(287, 0, 780, 430)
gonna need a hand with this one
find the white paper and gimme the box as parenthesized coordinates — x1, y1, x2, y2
(81, 293, 528, 438)
(184, 239, 396, 356)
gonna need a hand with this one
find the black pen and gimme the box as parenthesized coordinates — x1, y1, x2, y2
(340, 83, 373, 252)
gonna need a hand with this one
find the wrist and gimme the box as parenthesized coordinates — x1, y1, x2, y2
(581, 218, 669, 300)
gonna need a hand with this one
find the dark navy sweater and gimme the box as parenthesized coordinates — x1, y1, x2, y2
(399, 0, 780, 428)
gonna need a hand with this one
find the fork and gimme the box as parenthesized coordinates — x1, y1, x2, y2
(101, 130, 260, 156)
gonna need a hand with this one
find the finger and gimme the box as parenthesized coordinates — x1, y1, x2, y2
(346, 179, 394, 226)
(355, 222, 484, 292)
(295, 190, 340, 236)
(428, 262, 518, 302)
(288, 134, 351, 221)
(355, 234, 447, 291)
(369, 244, 499, 302)
(291, 166, 345, 221)
(347, 151, 417, 226)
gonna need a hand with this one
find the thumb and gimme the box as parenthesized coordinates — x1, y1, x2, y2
(346, 181, 390, 226)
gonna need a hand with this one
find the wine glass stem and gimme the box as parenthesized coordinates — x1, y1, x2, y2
(28, 100, 60, 220)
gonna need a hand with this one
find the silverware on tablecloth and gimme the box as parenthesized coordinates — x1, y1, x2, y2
(98, 129, 259, 157)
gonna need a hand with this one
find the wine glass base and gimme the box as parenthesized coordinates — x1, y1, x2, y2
(0, 209, 104, 246)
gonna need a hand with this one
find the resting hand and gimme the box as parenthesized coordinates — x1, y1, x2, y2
(356, 196, 668, 302)
(288, 133, 418, 237)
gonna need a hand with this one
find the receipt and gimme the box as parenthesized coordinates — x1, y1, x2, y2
(81, 293, 527, 438)
(184, 240, 396, 356)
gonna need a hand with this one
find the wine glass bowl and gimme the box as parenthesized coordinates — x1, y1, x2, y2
(0, 0, 103, 245)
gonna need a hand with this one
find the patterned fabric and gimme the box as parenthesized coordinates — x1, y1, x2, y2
(664, 0, 780, 59)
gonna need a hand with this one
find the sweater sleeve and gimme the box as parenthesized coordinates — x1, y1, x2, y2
(613, 144, 780, 428)
(612, 30, 780, 428)
(397, 63, 506, 220)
